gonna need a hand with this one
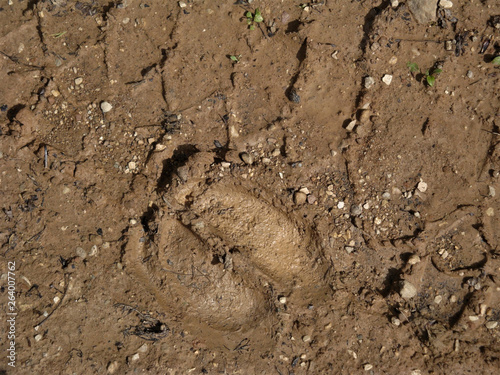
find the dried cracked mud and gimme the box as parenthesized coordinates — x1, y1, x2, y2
(1, 0, 500, 374)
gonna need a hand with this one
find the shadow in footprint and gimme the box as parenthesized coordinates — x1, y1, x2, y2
(156, 144, 198, 192)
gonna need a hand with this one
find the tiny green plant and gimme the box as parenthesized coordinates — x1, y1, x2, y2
(407, 62, 442, 87)
(424, 67, 442, 87)
(51, 31, 67, 38)
(407, 62, 419, 73)
(492, 56, 500, 66)
(229, 54, 241, 63)
(245, 8, 263, 30)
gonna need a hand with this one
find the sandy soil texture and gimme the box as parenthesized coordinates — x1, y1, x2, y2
(1, 0, 499, 374)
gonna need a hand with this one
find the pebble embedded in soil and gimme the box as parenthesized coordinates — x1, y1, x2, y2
(307, 195, 316, 204)
(302, 335, 311, 342)
(346, 120, 356, 132)
(279, 296, 287, 304)
(382, 74, 393, 85)
(100, 101, 113, 113)
(485, 321, 498, 329)
(76, 247, 87, 259)
(364, 76, 375, 89)
(417, 180, 428, 192)
(486, 207, 494, 217)
(400, 280, 417, 299)
(439, 0, 453, 8)
(240, 152, 254, 165)
(408, 254, 420, 265)
(350, 205, 362, 216)
(75, 77, 83, 85)
(294, 191, 307, 205)
(288, 88, 301, 103)
(107, 361, 119, 374)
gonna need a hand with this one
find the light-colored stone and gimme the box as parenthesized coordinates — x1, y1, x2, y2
(107, 361, 119, 374)
(101, 101, 113, 113)
(439, 0, 453, 8)
(382, 74, 393, 85)
(294, 191, 307, 205)
(417, 180, 428, 192)
(76, 247, 87, 259)
(364, 76, 375, 89)
(408, 254, 421, 265)
(408, 0, 437, 24)
(75, 77, 83, 85)
(486, 321, 498, 329)
(400, 280, 417, 299)
(240, 152, 254, 165)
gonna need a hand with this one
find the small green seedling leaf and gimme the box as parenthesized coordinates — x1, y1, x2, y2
(254, 8, 263, 23)
(249, 24, 255, 30)
(493, 56, 500, 65)
(432, 68, 443, 75)
(246, 11, 252, 19)
(426, 75, 435, 87)
(51, 31, 67, 38)
(230, 55, 241, 63)
(407, 62, 419, 73)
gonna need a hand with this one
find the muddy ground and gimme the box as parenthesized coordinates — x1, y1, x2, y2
(1, 0, 499, 374)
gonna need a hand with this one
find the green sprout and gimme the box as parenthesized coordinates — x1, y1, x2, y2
(51, 31, 67, 38)
(245, 8, 263, 30)
(407, 62, 419, 73)
(407, 62, 442, 87)
(424, 68, 442, 87)
(492, 56, 500, 66)
(229, 54, 241, 63)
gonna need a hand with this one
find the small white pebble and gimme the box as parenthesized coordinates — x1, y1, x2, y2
(382, 74, 393, 85)
(337, 201, 345, 209)
(130, 353, 140, 362)
(469, 315, 480, 322)
(101, 101, 113, 113)
(75, 77, 83, 85)
(434, 295, 443, 304)
(408, 254, 420, 265)
(439, 0, 453, 9)
(53, 296, 61, 304)
(417, 180, 428, 192)
(485, 321, 498, 329)
(178, 1, 187, 8)
(302, 335, 311, 342)
(129, 219, 137, 225)
(35, 334, 43, 342)
(364, 364, 373, 371)
(279, 296, 287, 304)
(450, 295, 457, 303)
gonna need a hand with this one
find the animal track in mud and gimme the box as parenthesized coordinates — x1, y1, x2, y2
(125, 152, 330, 336)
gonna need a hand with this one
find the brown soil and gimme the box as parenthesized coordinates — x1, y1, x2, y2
(1, 1, 499, 374)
